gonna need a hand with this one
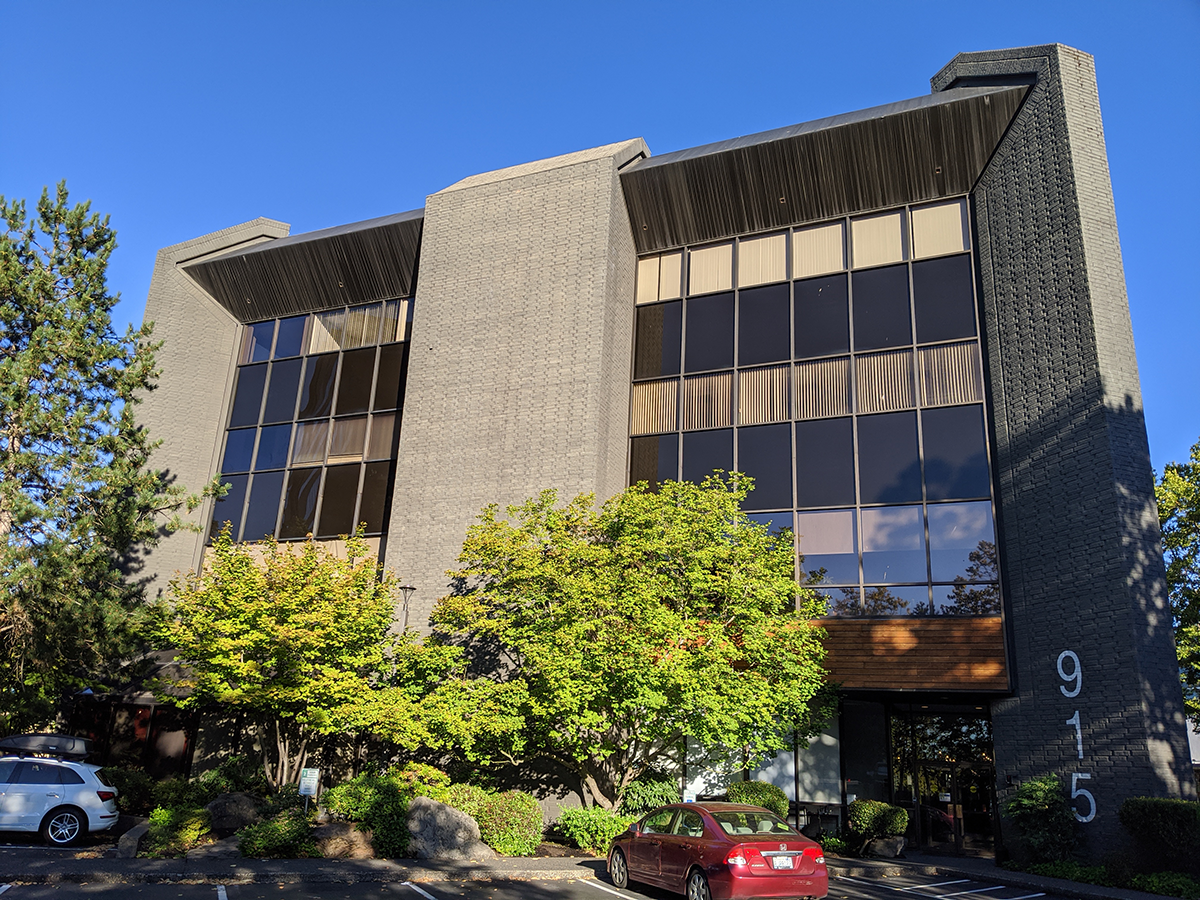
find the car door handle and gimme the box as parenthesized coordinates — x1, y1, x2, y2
(45, 792, 59, 798)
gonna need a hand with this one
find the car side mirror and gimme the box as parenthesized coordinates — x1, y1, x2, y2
(629, 822, 640, 835)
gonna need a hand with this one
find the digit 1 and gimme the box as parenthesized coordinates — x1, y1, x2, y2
(1065, 710, 1083, 759)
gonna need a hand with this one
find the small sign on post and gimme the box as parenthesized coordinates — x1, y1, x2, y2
(299, 767, 320, 813)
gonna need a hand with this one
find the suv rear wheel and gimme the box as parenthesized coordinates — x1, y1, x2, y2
(41, 806, 85, 846)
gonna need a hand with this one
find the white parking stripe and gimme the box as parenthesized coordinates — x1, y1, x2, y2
(582, 882, 630, 898)
(0, 884, 11, 895)
(903, 881, 973, 891)
(936, 888, 1006, 898)
(1005, 895, 1045, 900)
(216, 887, 228, 900)
(401, 883, 440, 900)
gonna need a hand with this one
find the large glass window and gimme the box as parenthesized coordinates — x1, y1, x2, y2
(684, 293, 734, 373)
(738, 284, 789, 366)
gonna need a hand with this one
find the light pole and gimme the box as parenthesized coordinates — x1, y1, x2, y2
(399, 584, 416, 632)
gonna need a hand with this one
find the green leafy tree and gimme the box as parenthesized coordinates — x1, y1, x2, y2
(0, 183, 201, 732)
(160, 529, 413, 789)
(1156, 436, 1200, 723)
(430, 473, 833, 810)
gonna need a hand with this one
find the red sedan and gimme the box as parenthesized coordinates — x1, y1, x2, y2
(608, 802, 828, 900)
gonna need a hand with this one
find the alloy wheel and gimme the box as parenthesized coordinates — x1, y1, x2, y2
(687, 869, 711, 900)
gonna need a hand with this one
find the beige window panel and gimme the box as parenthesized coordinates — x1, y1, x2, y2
(630, 380, 679, 435)
(682, 372, 733, 430)
(911, 199, 968, 259)
(739, 365, 791, 425)
(851, 211, 905, 268)
(688, 243, 733, 295)
(919, 342, 984, 406)
(794, 357, 852, 420)
(856, 350, 916, 414)
(738, 234, 787, 287)
(637, 257, 661, 305)
(793, 222, 845, 278)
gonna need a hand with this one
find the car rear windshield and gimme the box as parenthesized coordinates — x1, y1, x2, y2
(93, 768, 113, 787)
(711, 811, 798, 836)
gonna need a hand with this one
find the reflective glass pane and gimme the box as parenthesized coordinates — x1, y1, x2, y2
(682, 429, 732, 484)
(209, 474, 248, 541)
(737, 423, 792, 510)
(795, 418, 855, 508)
(253, 424, 292, 471)
(922, 405, 991, 500)
(797, 508, 858, 587)
(278, 468, 321, 539)
(795, 274, 849, 358)
(228, 364, 267, 427)
(861, 506, 926, 583)
(343, 303, 382, 349)
(221, 428, 257, 474)
(374, 344, 406, 410)
(852, 265, 911, 351)
(862, 585, 930, 617)
(857, 412, 922, 504)
(817, 586, 864, 617)
(336, 347, 376, 415)
(308, 310, 345, 354)
(684, 293, 734, 373)
(298, 354, 337, 420)
(380, 300, 401, 343)
(747, 512, 792, 536)
(291, 421, 328, 465)
(316, 465, 360, 537)
(329, 417, 367, 463)
(359, 461, 392, 533)
(934, 580, 1001, 616)
(928, 501, 995, 582)
(241, 321, 274, 364)
(242, 470, 285, 541)
(738, 283, 790, 366)
(367, 413, 397, 460)
(634, 301, 682, 379)
(274, 315, 307, 358)
(630, 434, 678, 491)
(262, 358, 302, 424)
(912, 255, 976, 344)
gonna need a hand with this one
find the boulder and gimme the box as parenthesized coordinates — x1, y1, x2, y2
(314, 821, 375, 859)
(406, 796, 497, 860)
(205, 791, 262, 836)
(866, 835, 907, 858)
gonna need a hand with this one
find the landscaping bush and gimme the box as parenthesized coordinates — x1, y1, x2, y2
(1002, 774, 1076, 864)
(847, 799, 908, 850)
(98, 766, 155, 815)
(144, 806, 212, 857)
(322, 773, 409, 858)
(1003, 859, 1200, 900)
(238, 809, 319, 859)
(619, 770, 680, 817)
(393, 763, 452, 803)
(557, 806, 633, 855)
(817, 831, 848, 855)
(262, 782, 305, 816)
(727, 780, 790, 818)
(1018, 861, 1116, 886)
(151, 774, 222, 810)
(1119, 797, 1200, 876)
(445, 785, 543, 856)
(1129, 872, 1200, 900)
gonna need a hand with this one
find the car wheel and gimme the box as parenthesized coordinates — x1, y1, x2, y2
(686, 868, 712, 900)
(41, 806, 85, 846)
(610, 847, 630, 888)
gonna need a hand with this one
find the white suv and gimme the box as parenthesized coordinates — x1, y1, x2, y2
(0, 756, 120, 845)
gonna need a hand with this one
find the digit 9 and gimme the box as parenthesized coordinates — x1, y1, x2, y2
(1058, 650, 1081, 698)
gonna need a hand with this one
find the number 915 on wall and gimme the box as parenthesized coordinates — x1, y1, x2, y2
(1058, 650, 1096, 823)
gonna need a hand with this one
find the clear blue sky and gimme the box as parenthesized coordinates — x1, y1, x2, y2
(3, 1, 1198, 471)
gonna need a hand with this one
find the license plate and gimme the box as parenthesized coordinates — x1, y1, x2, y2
(770, 855, 794, 869)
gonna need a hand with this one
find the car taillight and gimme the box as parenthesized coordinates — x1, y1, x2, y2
(97, 791, 116, 802)
(803, 845, 825, 865)
(725, 846, 765, 867)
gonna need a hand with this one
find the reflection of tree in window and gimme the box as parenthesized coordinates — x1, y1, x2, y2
(939, 541, 1000, 615)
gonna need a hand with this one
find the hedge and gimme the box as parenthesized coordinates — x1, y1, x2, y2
(847, 799, 908, 844)
(727, 781, 789, 818)
(557, 806, 634, 855)
(445, 784, 544, 856)
(1119, 797, 1200, 877)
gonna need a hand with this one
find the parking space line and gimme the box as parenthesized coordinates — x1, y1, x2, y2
(216, 887, 228, 900)
(582, 882, 630, 898)
(902, 881, 973, 892)
(401, 883, 440, 900)
(1005, 894, 1045, 899)
(936, 887, 1006, 898)
(0, 884, 11, 895)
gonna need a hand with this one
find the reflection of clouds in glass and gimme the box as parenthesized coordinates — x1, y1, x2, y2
(861, 506, 922, 551)
(928, 502, 993, 549)
(747, 512, 791, 535)
(796, 510, 856, 554)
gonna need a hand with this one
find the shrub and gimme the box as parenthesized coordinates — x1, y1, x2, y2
(619, 770, 680, 818)
(262, 782, 305, 816)
(238, 809, 319, 859)
(445, 785, 543, 856)
(98, 766, 155, 815)
(818, 832, 848, 855)
(847, 799, 908, 843)
(1129, 872, 1200, 899)
(144, 806, 212, 857)
(1002, 774, 1076, 863)
(1119, 797, 1200, 876)
(322, 773, 409, 858)
(151, 774, 222, 810)
(1021, 861, 1115, 886)
(557, 806, 634, 855)
(727, 781, 790, 818)
(392, 763, 452, 803)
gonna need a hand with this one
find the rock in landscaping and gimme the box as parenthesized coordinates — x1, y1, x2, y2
(186, 835, 242, 859)
(866, 835, 907, 857)
(205, 792, 262, 836)
(314, 821, 375, 859)
(406, 796, 497, 860)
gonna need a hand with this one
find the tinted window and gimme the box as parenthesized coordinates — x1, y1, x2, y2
(210, 474, 248, 540)
(795, 274, 849, 358)
(928, 501, 995, 583)
(273, 315, 307, 358)
(374, 343, 407, 410)
(863, 584, 930, 616)
(738, 283, 790, 366)
(253, 424, 292, 471)
(796, 509, 858, 585)
(358, 461, 393, 533)
(14, 762, 62, 784)
(242, 470, 285, 541)
(262, 359, 302, 424)
(221, 428, 257, 474)
(634, 301, 682, 379)
(244, 321, 274, 363)
(682, 429, 732, 484)
(630, 434, 678, 491)
(642, 808, 676, 835)
(228, 364, 267, 427)
(738, 424, 792, 510)
(795, 418, 855, 508)
(674, 810, 705, 837)
(922, 405, 991, 500)
(684, 293, 734, 373)
(278, 468, 321, 539)
(59, 768, 84, 785)
(857, 412, 921, 504)
(912, 254, 976, 343)
(0, 760, 17, 783)
(317, 465, 361, 537)
(852, 265, 910, 351)
(861, 505, 927, 584)
(297, 354, 338, 420)
(337, 348, 376, 415)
